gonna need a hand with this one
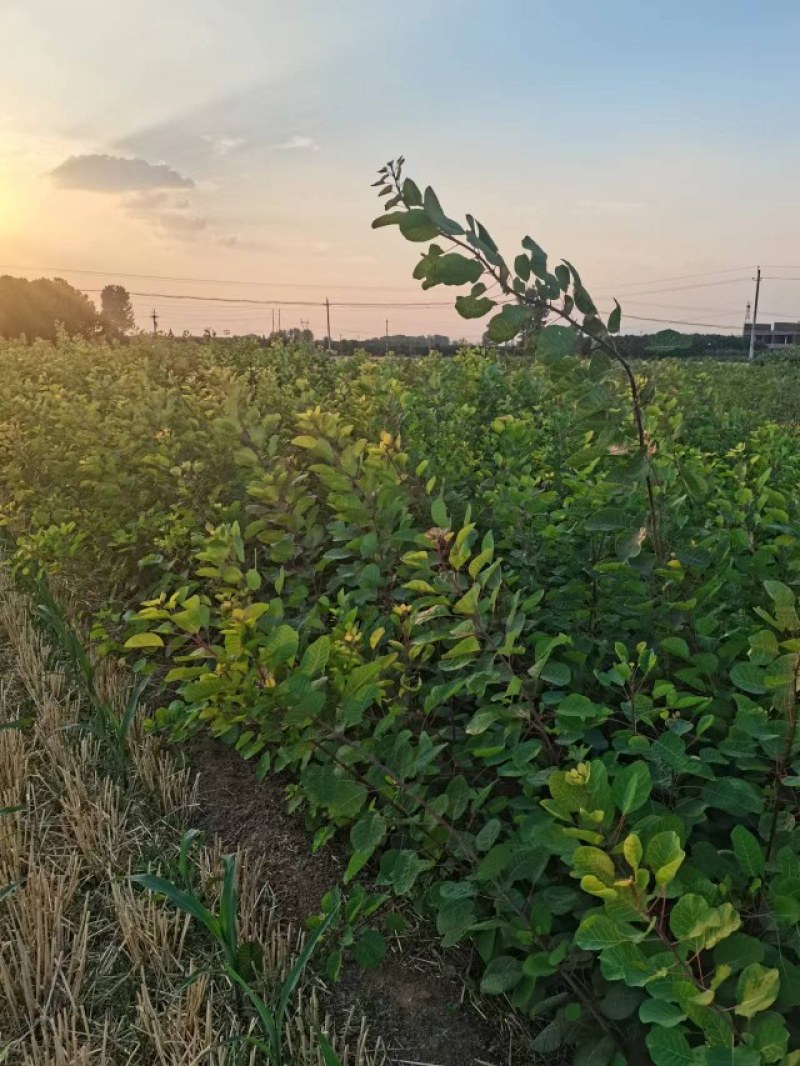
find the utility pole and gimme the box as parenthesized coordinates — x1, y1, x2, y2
(385, 318, 389, 356)
(748, 267, 761, 362)
(151, 309, 158, 334)
(271, 309, 275, 334)
(277, 308, 281, 332)
(325, 298, 332, 351)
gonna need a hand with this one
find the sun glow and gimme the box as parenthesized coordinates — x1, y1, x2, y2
(0, 181, 20, 232)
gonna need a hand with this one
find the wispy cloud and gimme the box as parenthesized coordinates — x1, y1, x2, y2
(126, 190, 192, 211)
(201, 134, 247, 157)
(124, 189, 211, 240)
(272, 135, 320, 152)
(50, 153, 194, 192)
(49, 149, 245, 246)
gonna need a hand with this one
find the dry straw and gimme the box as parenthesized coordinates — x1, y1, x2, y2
(0, 578, 384, 1065)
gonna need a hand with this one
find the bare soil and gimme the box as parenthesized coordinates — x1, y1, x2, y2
(186, 736, 536, 1066)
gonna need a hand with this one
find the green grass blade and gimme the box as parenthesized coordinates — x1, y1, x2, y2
(120, 674, 149, 743)
(276, 892, 341, 1026)
(223, 963, 280, 1056)
(219, 853, 239, 968)
(316, 1028, 343, 1066)
(130, 873, 221, 939)
(178, 828, 204, 885)
(0, 882, 21, 903)
(0, 719, 32, 732)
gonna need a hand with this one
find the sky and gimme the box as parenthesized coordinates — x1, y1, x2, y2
(2, 0, 800, 340)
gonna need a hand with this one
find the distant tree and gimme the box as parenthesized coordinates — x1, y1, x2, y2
(100, 284, 135, 336)
(0, 275, 101, 341)
(269, 327, 315, 345)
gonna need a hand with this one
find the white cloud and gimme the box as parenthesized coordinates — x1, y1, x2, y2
(50, 153, 193, 191)
(272, 135, 320, 152)
(124, 188, 210, 240)
(201, 134, 247, 157)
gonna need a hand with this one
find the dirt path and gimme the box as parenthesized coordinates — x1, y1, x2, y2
(187, 736, 535, 1066)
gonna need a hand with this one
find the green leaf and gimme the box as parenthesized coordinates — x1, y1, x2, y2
(352, 929, 386, 968)
(537, 324, 576, 362)
(480, 955, 522, 995)
(436, 897, 477, 946)
(735, 963, 780, 1019)
(456, 292, 496, 319)
(574, 283, 597, 315)
(399, 209, 439, 242)
(638, 999, 687, 1027)
(669, 894, 710, 940)
(303, 764, 367, 820)
(124, 632, 164, 649)
(431, 496, 448, 527)
(586, 507, 629, 532)
(731, 825, 765, 878)
(645, 1028, 696, 1066)
(371, 211, 406, 229)
(572, 846, 616, 884)
(714, 932, 764, 971)
(645, 831, 685, 887)
(350, 811, 386, 855)
(299, 635, 331, 676)
(401, 178, 423, 207)
(556, 693, 598, 721)
(669, 895, 741, 950)
(764, 580, 795, 607)
(573, 1036, 617, 1066)
(729, 662, 767, 695)
(486, 304, 531, 343)
(443, 635, 481, 659)
(474, 843, 512, 881)
(521, 237, 548, 277)
(702, 778, 764, 817)
(422, 186, 465, 236)
(660, 636, 691, 660)
(623, 834, 643, 871)
(750, 1012, 790, 1063)
(607, 301, 622, 334)
(378, 850, 430, 895)
(172, 594, 210, 634)
(263, 624, 299, 667)
(475, 818, 502, 851)
(514, 254, 531, 281)
(414, 250, 483, 288)
(612, 761, 652, 816)
(575, 911, 644, 950)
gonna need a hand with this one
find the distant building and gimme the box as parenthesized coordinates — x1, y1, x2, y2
(743, 322, 800, 348)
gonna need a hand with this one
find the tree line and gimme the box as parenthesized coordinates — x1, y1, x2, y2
(0, 276, 135, 340)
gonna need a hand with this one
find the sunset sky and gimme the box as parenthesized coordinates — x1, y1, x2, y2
(3, 0, 800, 339)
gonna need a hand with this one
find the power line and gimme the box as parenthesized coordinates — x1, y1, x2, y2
(610, 265, 752, 291)
(0, 263, 423, 294)
(601, 277, 751, 298)
(621, 299, 744, 314)
(1, 259, 761, 299)
(622, 312, 739, 330)
(82, 288, 453, 309)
